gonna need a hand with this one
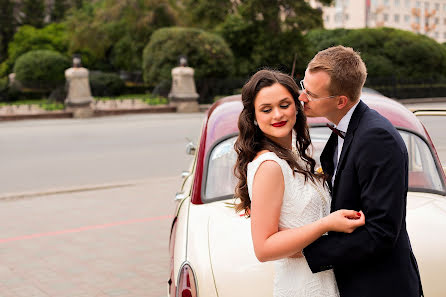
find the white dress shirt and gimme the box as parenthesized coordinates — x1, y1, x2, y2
(331, 101, 360, 186)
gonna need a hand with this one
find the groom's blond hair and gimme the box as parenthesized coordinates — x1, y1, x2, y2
(308, 46, 367, 102)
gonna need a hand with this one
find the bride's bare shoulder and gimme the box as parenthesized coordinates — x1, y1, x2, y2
(252, 150, 271, 161)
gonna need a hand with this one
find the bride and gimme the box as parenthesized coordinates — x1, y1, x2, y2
(234, 69, 364, 297)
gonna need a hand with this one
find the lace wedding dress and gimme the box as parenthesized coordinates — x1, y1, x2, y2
(247, 152, 340, 297)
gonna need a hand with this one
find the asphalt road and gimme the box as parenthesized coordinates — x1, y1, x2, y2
(0, 113, 203, 195)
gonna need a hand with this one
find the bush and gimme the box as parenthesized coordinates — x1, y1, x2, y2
(142, 27, 234, 87)
(89, 71, 125, 97)
(0, 24, 69, 76)
(13, 50, 71, 89)
(305, 27, 446, 80)
(0, 77, 8, 101)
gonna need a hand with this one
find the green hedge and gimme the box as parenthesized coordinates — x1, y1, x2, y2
(89, 71, 125, 97)
(0, 24, 69, 77)
(142, 27, 234, 87)
(305, 27, 446, 80)
(13, 50, 70, 89)
(0, 77, 8, 101)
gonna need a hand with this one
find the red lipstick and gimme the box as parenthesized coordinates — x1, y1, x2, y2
(272, 121, 287, 127)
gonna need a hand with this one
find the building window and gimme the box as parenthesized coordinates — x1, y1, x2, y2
(443, 32, 446, 39)
(444, 18, 446, 25)
(345, 14, 349, 21)
(434, 31, 439, 38)
(384, 0, 389, 6)
(395, 14, 400, 22)
(435, 3, 440, 11)
(416, 16, 420, 23)
(335, 0, 343, 8)
(444, 4, 446, 12)
(394, 0, 400, 7)
(384, 13, 389, 21)
(405, 15, 410, 23)
(425, 2, 429, 10)
(405, 0, 410, 8)
(325, 15, 330, 22)
(416, 1, 421, 8)
(435, 17, 439, 24)
(335, 12, 343, 23)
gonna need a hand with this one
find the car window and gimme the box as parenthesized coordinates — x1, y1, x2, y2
(203, 127, 445, 202)
(414, 113, 446, 169)
(309, 126, 445, 193)
(204, 136, 238, 200)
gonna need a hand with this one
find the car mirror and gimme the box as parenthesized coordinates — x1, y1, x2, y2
(186, 142, 196, 155)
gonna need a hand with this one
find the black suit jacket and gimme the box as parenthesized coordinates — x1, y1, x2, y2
(303, 101, 423, 297)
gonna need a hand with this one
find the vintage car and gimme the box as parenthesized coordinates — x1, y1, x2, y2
(168, 91, 446, 297)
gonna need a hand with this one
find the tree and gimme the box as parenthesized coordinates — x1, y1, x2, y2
(66, 0, 177, 71)
(211, 0, 334, 76)
(21, 0, 45, 28)
(0, 0, 16, 63)
(178, 0, 233, 29)
(73, 0, 83, 9)
(51, 0, 69, 22)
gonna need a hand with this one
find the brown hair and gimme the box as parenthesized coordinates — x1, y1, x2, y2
(308, 45, 367, 102)
(233, 69, 323, 216)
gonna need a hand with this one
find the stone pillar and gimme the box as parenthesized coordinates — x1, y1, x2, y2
(65, 60, 94, 118)
(168, 65, 199, 113)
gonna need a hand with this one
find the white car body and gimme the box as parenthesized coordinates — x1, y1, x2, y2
(168, 94, 446, 297)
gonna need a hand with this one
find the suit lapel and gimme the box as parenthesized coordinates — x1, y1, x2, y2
(320, 131, 337, 193)
(333, 100, 368, 191)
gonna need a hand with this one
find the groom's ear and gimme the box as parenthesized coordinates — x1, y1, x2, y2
(336, 95, 349, 110)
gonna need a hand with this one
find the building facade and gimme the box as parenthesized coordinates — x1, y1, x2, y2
(311, 0, 446, 43)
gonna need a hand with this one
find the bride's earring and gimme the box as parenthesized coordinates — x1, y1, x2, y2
(254, 120, 258, 126)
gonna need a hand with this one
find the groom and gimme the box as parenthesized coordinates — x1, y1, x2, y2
(299, 46, 423, 297)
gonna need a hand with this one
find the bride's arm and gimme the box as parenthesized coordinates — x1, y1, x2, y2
(251, 160, 364, 263)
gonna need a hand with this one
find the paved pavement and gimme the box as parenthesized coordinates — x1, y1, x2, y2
(0, 178, 176, 297)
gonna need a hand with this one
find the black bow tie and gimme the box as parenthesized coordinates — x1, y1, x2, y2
(326, 123, 345, 139)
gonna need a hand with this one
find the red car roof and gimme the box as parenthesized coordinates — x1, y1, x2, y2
(191, 92, 439, 204)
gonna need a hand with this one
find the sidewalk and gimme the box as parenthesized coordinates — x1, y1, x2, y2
(0, 96, 445, 122)
(0, 177, 178, 297)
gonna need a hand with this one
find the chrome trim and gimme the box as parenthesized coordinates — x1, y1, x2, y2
(175, 192, 187, 201)
(186, 142, 196, 155)
(176, 261, 199, 297)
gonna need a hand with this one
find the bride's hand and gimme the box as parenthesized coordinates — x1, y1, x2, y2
(322, 210, 365, 233)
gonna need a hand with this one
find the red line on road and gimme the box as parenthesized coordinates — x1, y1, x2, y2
(0, 215, 174, 244)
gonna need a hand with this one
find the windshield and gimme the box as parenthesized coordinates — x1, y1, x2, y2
(202, 127, 446, 202)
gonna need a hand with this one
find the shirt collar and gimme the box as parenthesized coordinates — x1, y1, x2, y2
(334, 101, 360, 134)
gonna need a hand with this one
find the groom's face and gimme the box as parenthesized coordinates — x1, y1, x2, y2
(299, 69, 338, 119)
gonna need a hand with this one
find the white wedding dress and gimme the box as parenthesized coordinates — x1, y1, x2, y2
(247, 152, 340, 297)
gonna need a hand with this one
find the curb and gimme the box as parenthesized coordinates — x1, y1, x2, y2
(1, 98, 444, 122)
(0, 105, 178, 122)
(0, 177, 178, 201)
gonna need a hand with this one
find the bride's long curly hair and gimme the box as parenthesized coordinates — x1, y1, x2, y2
(234, 69, 323, 215)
